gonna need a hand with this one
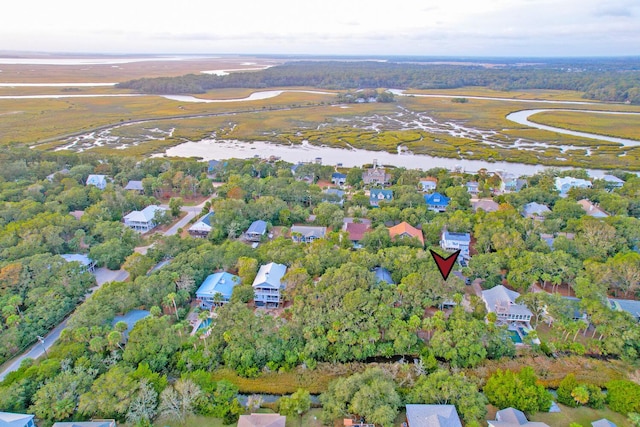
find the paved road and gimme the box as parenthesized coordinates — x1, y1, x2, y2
(162, 200, 212, 236)
(0, 200, 213, 380)
(0, 266, 130, 381)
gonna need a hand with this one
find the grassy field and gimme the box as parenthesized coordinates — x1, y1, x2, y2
(404, 87, 601, 102)
(530, 404, 632, 427)
(2, 83, 640, 169)
(528, 110, 640, 141)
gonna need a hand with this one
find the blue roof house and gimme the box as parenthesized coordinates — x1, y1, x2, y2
(370, 189, 393, 207)
(196, 272, 241, 308)
(425, 192, 450, 212)
(331, 172, 347, 185)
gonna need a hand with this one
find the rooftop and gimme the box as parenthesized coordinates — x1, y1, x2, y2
(388, 221, 424, 245)
(123, 205, 165, 223)
(482, 285, 532, 317)
(124, 180, 144, 191)
(344, 222, 371, 241)
(252, 262, 287, 289)
(196, 272, 241, 300)
(405, 404, 462, 427)
(247, 220, 267, 235)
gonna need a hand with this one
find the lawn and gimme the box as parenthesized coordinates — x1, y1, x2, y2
(529, 403, 632, 427)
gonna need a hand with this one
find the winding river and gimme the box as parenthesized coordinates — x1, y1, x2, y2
(506, 109, 640, 146)
(1, 87, 638, 174)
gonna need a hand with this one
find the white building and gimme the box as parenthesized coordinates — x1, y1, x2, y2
(482, 285, 532, 327)
(86, 174, 108, 190)
(440, 230, 471, 262)
(555, 177, 592, 196)
(123, 205, 167, 232)
(252, 262, 287, 307)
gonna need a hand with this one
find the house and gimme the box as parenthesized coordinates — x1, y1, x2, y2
(189, 212, 215, 238)
(290, 225, 327, 243)
(419, 177, 438, 192)
(482, 285, 532, 327)
(46, 168, 69, 182)
(466, 181, 480, 195)
(592, 419, 617, 427)
(521, 202, 550, 220)
(370, 189, 393, 207)
(208, 160, 220, 174)
(540, 232, 575, 249)
(388, 222, 424, 246)
(252, 262, 287, 307)
(362, 167, 391, 185)
(61, 254, 96, 273)
(123, 205, 166, 232)
(0, 412, 35, 427)
(555, 176, 592, 195)
(343, 222, 371, 248)
(601, 174, 624, 190)
(440, 230, 471, 262)
(124, 180, 144, 193)
(52, 421, 116, 427)
(405, 404, 463, 427)
(496, 172, 518, 193)
(577, 199, 609, 218)
(246, 220, 267, 242)
(196, 272, 241, 308)
(425, 192, 450, 212)
(323, 188, 345, 205)
(609, 298, 640, 322)
(488, 408, 549, 427)
(331, 172, 347, 185)
(373, 267, 395, 284)
(86, 174, 108, 190)
(69, 210, 85, 220)
(238, 414, 286, 427)
(473, 199, 500, 213)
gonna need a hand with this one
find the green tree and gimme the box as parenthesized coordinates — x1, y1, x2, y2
(320, 368, 401, 427)
(78, 365, 138, 419)
(169, 197, 183, 217)
(484, 367, 552, 414)
(279, 388, 311, 425)
(123, 253, 154, 280)
(557, 374, 579, 407)
(606, 380, 640, 414)
(407, 370, 487, 424)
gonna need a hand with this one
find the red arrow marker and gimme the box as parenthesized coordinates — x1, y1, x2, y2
(430, 249, 460, 280)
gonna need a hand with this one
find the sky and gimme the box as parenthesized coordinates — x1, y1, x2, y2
(2, 0, 639, 56)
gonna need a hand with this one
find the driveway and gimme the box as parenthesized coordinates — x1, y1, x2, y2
(162, 199, 212, 236)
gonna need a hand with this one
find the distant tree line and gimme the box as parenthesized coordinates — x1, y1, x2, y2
(117, 60, 640, 103)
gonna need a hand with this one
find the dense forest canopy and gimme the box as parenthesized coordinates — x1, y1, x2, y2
(117, 59, 640, 103)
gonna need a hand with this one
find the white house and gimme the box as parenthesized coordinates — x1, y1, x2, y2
(419, 178, 437, 192)
(0, 412, 35, 427)
(86, 174, 108, 190)
(61, 253, 96, 273)
(123, 205, 167, 232)
(252, 262, 287, 307)
(440, 230, 471, 262)
(555, 176, 592, 196)
(482, 285, 532, 327)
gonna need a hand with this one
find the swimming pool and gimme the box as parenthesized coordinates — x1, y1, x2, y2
(198, 318, 212, 330)
(508, 330, 523, 344)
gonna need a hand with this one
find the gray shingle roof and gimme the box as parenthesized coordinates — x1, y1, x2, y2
(405, 404, 462, 427)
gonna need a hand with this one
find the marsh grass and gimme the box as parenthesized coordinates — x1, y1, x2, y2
(529, 110, 640, 141)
